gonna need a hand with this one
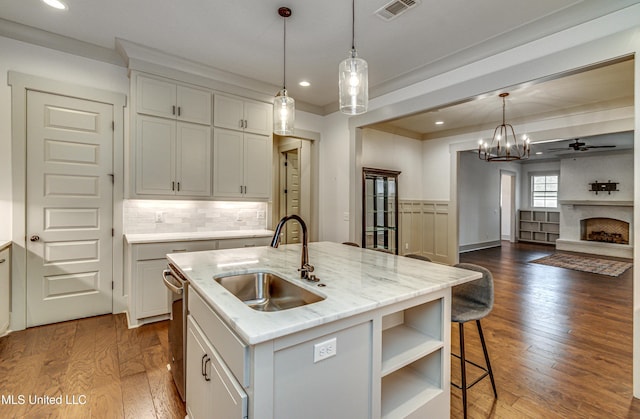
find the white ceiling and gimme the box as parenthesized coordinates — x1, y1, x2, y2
(0, 0, 638, 113)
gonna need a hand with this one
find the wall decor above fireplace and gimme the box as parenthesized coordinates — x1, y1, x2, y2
(589, 180, 619, 195)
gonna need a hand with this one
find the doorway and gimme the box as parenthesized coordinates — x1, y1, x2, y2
(275, 136, 315, 244)
(500, 171, 516, 242)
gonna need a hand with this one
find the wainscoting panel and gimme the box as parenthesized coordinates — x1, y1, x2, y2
(399, 200, 451, 264)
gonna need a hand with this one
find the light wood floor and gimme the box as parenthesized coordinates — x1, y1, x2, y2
(0, 242, 638, 418)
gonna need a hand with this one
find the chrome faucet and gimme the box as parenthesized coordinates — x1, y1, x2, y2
(271, 215, 317, 281)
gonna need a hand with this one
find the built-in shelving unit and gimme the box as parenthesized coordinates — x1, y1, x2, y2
(380, 297, 445, 418)
(518, 210, 559, 245)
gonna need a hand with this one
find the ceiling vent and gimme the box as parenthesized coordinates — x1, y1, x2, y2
(375, 0, 420, 21)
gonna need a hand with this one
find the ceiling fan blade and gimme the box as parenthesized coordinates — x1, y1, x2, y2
(548, 147, 571, 151)
(584, 145, 616, 149)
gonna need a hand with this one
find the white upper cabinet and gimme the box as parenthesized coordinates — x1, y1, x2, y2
(136, 115, 211, 196)
(214, 94, 272, 136)
(213, 129, 271, 199)
(137, 75, 212, 125)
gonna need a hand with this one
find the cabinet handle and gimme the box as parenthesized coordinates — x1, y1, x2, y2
(177, 106, 181, 116)
(177, 182, 180, 191)
(244, 119, 248, 129)
(172, 105, 176, 115)
(171, 181, 175, 191)
(202, 354, 211, 381)
(239, 119, 243, 129)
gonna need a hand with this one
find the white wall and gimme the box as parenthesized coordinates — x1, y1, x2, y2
(560, 153, 634, 202)
(421, 137, 455, 200)
(361, 128, 423, 200)
(0, 36, 130, 240)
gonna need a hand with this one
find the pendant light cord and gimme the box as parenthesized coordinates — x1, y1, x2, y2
(351, 0, 356, 54)
(281, 14, 290, 91)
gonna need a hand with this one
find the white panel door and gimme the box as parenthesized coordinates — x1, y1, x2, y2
(243, 133, 271, 199)
(176, 122, 211, 196)
(26, 91, 114, 327)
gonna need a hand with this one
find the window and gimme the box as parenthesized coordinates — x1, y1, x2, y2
(531, 174, 558, 208)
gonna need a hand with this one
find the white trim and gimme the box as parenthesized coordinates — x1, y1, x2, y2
(8, 71, 126, 330)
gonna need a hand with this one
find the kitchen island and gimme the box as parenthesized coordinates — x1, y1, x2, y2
(168, 241, 481, 419)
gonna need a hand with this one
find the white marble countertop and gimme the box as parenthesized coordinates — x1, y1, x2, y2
(168, 241, 481, 345)
(0, 240, 11, 251)
(125, 229, 274, 244)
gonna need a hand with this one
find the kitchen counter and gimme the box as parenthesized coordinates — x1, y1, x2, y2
(0, 241, 10, 251)
(125, 229, 273, 244)
(168, 241, 481, 345)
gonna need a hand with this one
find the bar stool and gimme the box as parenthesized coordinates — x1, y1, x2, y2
(405, 253, 432, 262)
(451, 263, 498, 419)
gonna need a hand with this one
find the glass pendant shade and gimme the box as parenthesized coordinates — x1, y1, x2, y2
(273, 89, 295, 136)
(339, 51, 368, 115)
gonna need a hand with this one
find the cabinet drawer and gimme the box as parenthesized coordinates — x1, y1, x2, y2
(189, 288, 249, 386)
(135, 240, 218, 260)
(217, 237, 270, 250)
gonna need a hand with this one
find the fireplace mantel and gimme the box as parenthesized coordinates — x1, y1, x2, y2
(559, 200, 633, 207)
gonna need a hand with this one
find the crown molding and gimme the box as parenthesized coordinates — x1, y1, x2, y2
(0, 18, 124, 66)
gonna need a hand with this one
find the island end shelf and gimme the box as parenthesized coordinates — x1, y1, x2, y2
(168, 241, 479, 419)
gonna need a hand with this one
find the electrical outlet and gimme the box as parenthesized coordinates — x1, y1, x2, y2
(313, 337, 337, 363)
(405, 243, 409, 250)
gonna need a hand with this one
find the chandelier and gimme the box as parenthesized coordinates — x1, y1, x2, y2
(478, 93, 530, 162)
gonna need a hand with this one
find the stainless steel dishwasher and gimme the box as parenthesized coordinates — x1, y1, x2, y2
(162, 263, 189, 402)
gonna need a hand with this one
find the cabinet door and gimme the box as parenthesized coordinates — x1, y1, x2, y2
(176, 123, 212, 196)
(213, 128, 244, 198)
(187, 317, 248, 419)
(0, 248, 9, 335)
(177, 85, 212, 125)
(137, 76, 177, 119)
(214, 95, 245, 131)
(136, 115, 176, 195)
(135, 259, 170, 319)
(243, 133, 271, 199)
(243, 100, 272, 135)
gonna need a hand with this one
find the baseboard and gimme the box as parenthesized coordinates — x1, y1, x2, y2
(459, 240, 502, 253)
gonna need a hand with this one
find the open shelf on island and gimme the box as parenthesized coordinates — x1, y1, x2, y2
(381, 325, 443, 377)
(381, 352, 443, 418)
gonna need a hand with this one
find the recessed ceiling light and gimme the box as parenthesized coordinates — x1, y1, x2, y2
(535, 151, 543, 155)
(299, 81, 310, 87)
(42, 0, 68, 10)
(435, 121, 444, 125)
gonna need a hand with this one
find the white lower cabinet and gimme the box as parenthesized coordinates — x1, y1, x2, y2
(0, 246, 10, 335)
(125, 236, 270, 327)
(187, 316, 248, 419)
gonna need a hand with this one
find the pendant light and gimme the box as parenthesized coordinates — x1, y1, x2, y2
(339, 0, 368, 115)
(478, 93, 531, 162)
(273, 7, 295, 136)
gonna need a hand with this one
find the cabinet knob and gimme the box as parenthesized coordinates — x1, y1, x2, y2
(30, 235, 40, 242)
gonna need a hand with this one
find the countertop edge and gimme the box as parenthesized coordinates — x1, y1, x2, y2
(0, 241, 11, 252)
(125, 230, 274, 244)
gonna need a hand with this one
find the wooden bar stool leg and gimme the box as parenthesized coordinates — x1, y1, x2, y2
(459, 322, 468, 419)
(476, 319, 498, 398)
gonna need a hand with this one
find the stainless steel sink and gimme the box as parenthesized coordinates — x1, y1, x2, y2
(214, 272, 325, 312)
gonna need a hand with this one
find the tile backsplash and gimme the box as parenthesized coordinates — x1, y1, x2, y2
(124, 200, 268, 234)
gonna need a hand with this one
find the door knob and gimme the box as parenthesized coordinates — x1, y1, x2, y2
(30, 235, 40, 242)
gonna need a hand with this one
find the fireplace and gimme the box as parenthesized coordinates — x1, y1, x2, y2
(580, 217, 629, 244)
(556, 200, 633, 258)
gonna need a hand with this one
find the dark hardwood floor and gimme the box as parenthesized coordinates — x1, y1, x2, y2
(0, 241, 637, 418)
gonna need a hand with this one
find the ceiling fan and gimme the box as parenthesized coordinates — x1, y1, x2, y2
(548, 138, 616, 152)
